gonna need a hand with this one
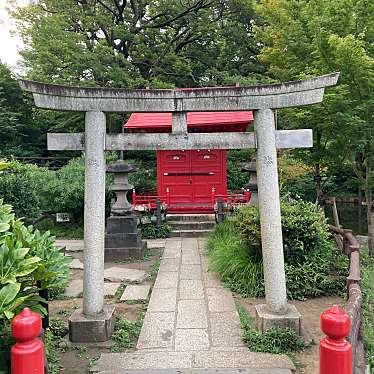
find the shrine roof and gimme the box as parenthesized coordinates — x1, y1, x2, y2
(123, 111, 253, 132)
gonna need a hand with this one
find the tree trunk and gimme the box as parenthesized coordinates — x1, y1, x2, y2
(314, 128, 324, 205)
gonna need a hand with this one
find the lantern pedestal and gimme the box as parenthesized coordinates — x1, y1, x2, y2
(105, 161, 146, 261)
(255, 304, 301, 335)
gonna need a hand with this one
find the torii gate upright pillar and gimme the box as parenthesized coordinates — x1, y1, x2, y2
(254, 109, 301, 332)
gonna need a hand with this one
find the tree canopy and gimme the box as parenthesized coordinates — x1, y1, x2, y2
(11, 0, 266, 87)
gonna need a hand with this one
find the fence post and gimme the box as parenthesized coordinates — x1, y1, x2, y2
(211, 187, 216, 208)
(320, 305, 352, 374)
(132, 189, 136, 205)
(217, 197, 225, 223)
(156, 198, 162, 231)
(11, 308, 44, 374)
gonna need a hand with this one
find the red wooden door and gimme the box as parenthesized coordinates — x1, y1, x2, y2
(157, 149, 227, 212)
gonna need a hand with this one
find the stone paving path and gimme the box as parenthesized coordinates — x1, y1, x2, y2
(94, 238, 294, 373)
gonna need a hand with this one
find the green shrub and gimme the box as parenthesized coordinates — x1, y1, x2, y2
(0, 199, 71, 371)
(237, 304, 307, 354)
(208, 199, 347, 299)
(140, 222, 171, 239)
(0, 161, 47, 222)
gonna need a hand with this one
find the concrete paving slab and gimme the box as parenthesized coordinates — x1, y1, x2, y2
(175, 329, 210, 351)
(159, 258, 180, 272)
(163, 246, 182, 259)
(55, 239, 84, 252)
(120, 285, 150, 301)
(179, 279, 204, 299)
(146, 239, 166, 249)
(153, 271, 179, 289)
(64, 279, 83, 297)
(206, 288, 236, 312)
(193, 351, 295, 370)
(210, 312, 245, 347)
(177, 299, 208, 328)
(182, 251, 201, 265)
(104, 267, 147, 283)
(180, 264, 202, 280)
(181, 237, 199, 248)
(165, 239, 182, 250)
(69, 258, 84, 270)
(136, 313, 176, 350)
(95, 352, 193, 371)
(94, 369, 291, 374)
(104, 283, 121, 296)
(148, 288, 177, 312)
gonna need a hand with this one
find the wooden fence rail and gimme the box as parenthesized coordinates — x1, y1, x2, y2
(329, 225, 366, 374)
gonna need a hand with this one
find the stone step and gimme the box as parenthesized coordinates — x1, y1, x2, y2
(167, 214, 216, 222)
(170, 229, 212, 238)
(93, 351, 294, 373)
(168, 221, 215, 230)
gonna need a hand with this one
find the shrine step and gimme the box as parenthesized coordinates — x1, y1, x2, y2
(170, 229, 212, 238)
(168, 220, 215, 230)
(166, 214, 216, 222)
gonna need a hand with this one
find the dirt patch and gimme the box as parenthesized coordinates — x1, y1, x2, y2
(235, 295, 345, 373)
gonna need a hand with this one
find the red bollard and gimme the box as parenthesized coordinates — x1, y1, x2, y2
(11, 308, 44, 374)
(320, 305, 352, 374)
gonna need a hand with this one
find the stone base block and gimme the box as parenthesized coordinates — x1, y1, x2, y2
(68, 305, 116, 343)
(255, 304, 301, 335)
(105, 241, 147, 261)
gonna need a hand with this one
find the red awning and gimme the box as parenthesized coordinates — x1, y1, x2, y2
(124, 112, 253, 132)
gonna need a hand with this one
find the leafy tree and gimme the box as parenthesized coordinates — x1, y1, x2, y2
(255, 0, 374, 250)
(10, 0, 265, 88)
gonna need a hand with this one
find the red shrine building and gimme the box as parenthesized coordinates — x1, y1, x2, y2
(124, 111, 254, 213)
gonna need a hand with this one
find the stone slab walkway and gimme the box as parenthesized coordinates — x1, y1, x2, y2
(94, 238, 294, 374)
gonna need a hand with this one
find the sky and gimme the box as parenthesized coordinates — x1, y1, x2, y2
(0, 0, 28, 70)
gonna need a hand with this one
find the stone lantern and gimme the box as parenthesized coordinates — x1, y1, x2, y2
(241, 160, 258, 206)
(105, 160, 146, 260)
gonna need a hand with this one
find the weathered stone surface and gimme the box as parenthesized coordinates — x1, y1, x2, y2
(177, 300, 208, 328)
(64, 279, 83, 297)
(179, 279, 204, 300)
(175, 329, 210, 351)
(69, 258, 84, 270)
(21, 73, 339, 113)
(180, 265, 202, 280)
(94, 370, 292, 374)
(159, 258, 180, 272)
(136, 312, 175, 350)
(148, 288, 177, 312)
(104, 283, 121, 297)
(147, 239, 166, 249)
(68, 305, 115, 343)
(164, 239, 182, 250)
(120, 285, 150, 301)
(206, 288, 236, 312)
(255, 304, 301, 335)
(94, 352, 193, 371)
(210, 312, 245, 348)
(193, 351, 295, 370)
(182, 251, 201, 265)
(55, 239, 84, 252)
(163, 246, 182, 259)
(104, 267, 147, 283)
(153, 272, 179, 289)
(83, 110, 106, 316)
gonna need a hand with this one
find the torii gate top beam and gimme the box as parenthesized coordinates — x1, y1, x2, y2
(19, 73, 339, 113)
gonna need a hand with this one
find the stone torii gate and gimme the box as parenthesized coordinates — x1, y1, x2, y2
(19, 73, 339, 342)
